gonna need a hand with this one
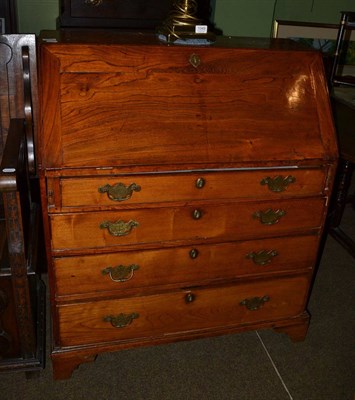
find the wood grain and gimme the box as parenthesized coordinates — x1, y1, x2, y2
(57, 274, 310, 347)
(50, 197, 325, 250)
(54, 234, 318, 298)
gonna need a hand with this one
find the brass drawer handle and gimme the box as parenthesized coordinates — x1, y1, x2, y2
(192, 209, 203, 220)
(102, 264, 139, 282)
(253, 209, 286, 225)
(189, 248, 199, 259)
(240, 295, 270, 311)
(189, 53, 201, 68)
(195, 177, 206, 189)
(246, 250, 278, 266)
(260, 175, 296, 192)
(103, 313, 139, 328)
(98, 182, 141, 202)
(85, 0, 103, 6)
(100, 220, 139, 236)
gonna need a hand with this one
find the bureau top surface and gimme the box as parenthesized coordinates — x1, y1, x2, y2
(38, 31, 337, 172)
(40, 29, 312, 50)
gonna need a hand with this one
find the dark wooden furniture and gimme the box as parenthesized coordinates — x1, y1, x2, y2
(58, 0, 212, 29)
(0, 0, 18, 33)
(329, 11, 355, 87)
(0, 34, 45, 376)
(327, 12, 355, 258)
(329, 94, 355, 258)
(38, 30, 338, 379)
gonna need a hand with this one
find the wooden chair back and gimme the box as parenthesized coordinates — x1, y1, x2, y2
(0, 34, 38, 172)
(0, 34, 45, 374)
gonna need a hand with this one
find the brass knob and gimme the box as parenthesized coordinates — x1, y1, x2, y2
(195, 177, 205, 189)
(189, 248, 199, 259)
(192, 209, 202, 220)
(185, 293, 195, 303)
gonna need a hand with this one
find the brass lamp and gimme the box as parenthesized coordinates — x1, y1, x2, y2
(158, 0, 215, 44)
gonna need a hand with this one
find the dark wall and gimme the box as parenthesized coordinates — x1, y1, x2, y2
(0, 0, 18, 33)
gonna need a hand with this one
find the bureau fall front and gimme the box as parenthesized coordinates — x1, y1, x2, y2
(38, 31, 337, 379)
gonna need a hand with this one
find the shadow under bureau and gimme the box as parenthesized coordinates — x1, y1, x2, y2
(38, 31, 338, 379)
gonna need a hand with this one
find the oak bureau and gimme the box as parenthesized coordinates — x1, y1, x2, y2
(38, 30, 338, 379)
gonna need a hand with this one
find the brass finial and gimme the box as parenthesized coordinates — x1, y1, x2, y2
(158, 0, 215, 44)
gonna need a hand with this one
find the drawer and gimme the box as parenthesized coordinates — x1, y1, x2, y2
(54, 235, 319, 296)
(58, 169, 326, 209)
(57, 274, 309, 346)
(50, 198, 325, 251)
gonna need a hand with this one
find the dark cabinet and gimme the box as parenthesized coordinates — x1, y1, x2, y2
(0, 0, 17, 33)
(58, 0, 212, 29)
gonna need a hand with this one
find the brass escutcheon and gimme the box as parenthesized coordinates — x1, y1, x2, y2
(100, 220, 139, 236)
(102, 264, 139, 282)
(98, 182, 141, 202)
(240, 295, 270, 311)
(189, 53, 201, 68)
(246, 250, 278, 266)
(260, 175, 296, 192)
(103, 313, 139, 328)
(253, 209, 286, 225)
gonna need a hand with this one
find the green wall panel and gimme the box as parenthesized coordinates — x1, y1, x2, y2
(16, 0, 355, 36)
(275, 0, 355, 24)
(17, 0, 58, 34)
(213, 0, 276, 37)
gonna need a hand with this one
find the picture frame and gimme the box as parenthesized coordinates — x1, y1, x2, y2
(273, 20, 342, 41)
(273, 19, 355, 74)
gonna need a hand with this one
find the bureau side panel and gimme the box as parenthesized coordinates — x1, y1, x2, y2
(38, 46, 63, 169)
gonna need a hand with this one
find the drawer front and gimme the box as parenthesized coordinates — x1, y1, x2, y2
(50, 198, 325, 251)
(54, 235, 319, 296)
(57, 275, 309, 346)
(59, 169, 326, 208)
